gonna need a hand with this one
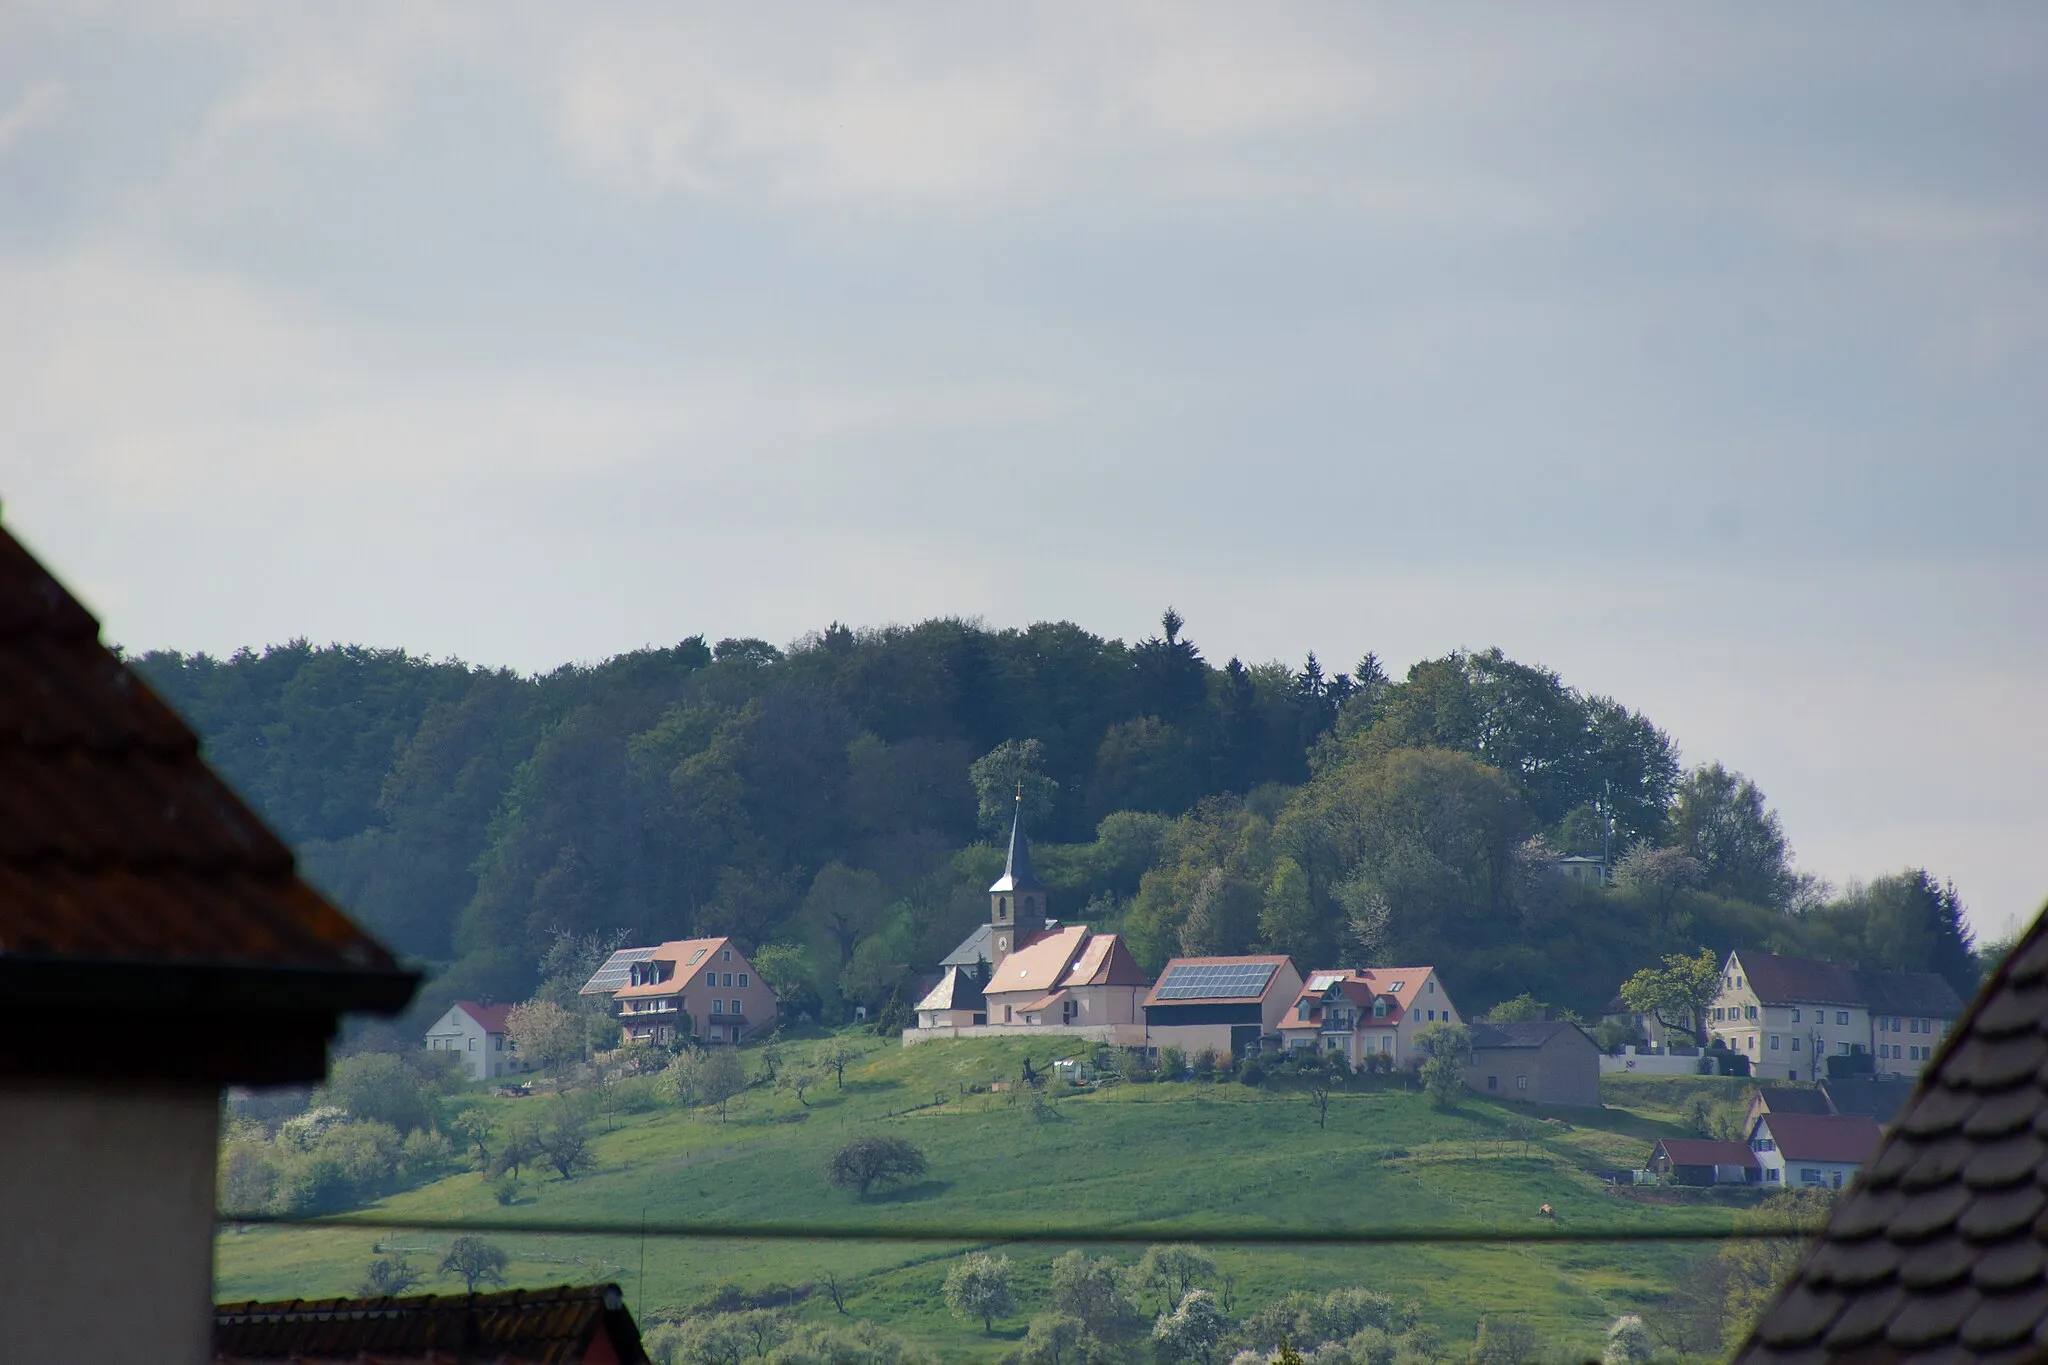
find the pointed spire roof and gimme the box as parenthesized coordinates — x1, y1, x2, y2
(987, 793, 1043, 894)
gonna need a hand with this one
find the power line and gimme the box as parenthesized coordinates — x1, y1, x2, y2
(217, 1212, 1819, 1245)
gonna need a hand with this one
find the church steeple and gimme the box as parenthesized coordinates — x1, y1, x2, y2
(986, 791, 1045, 971)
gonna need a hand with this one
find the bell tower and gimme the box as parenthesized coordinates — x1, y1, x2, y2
(987, 790, 1046, 973)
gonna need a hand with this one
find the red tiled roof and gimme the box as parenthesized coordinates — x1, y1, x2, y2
(1653, 1138, 1758, 1169)
(0, 526, 405, 974)
(986, 925, 1090, 996)
(1058, 932, 1150, 989)
(1759, 1112, 1883, 1164)
(0, 524, 414, 1082)
(456, 1001, 515, 1034)
(214, 1283, 647, 1363)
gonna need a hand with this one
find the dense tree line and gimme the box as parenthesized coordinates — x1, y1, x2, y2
(135, 614, 1978, 1026)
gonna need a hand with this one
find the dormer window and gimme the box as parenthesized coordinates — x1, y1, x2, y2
(1374, 1000, 1388, 1018)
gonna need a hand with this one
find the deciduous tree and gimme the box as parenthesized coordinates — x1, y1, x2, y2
(944, 1252, 1014, 1334)
(438, 1236, 508, 1293)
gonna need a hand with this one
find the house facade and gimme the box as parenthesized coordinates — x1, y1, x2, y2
(1143, 955, 1304, 1058)
(1276, 966, 1461, 1068)
(1709, 951, 1964, 1083)
(424, 1001, 532, 1082)
(1748, 1111, 1882, 1189)
(596, 936, 779, 1046)
(1464, 1020, 1602, 1107)
(914, 965, 987, 1029)
(1650, 1138, 1759, 1186)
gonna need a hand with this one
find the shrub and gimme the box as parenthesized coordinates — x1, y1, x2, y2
(1191, 1050, 1218, 1082)
(1238, 1056, 1266, 1086)
(1159, 1047, 1188, 1080)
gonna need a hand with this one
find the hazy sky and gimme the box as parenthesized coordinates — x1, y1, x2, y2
(4, 5, 2044, 936)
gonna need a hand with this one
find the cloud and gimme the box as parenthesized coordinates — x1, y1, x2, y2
(0, 79, 67, 154)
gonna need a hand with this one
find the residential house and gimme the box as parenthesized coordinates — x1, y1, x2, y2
(424, 1000, 533, 1082)
(1557, 854, 1610, 887)
(591, 936, 778, 1046)
(1814, 1075, 1914, 1128)
(215, 1283, 649, 1363)
(1708, 950, 1965, 1082)
(906, 799, 1151, 1043)
(1143, 955, 1305, 1058)
(0, 522, 417, 1365)
(1747, 1111, 1883, 1190)
(1735, 903, 2044, 1363)
(1649, 1138, 1758, 1186)
(1276, 966, 1462, 1068)
(1464, 1021, 1602, 1107)
(915, 965, 987, 1029)
(1599, 993, 1686, 1051)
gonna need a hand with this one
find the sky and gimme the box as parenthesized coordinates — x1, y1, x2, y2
(3, 4, 2044, 937)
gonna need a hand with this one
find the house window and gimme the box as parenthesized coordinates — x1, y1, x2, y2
(1767, 1169, 1782, 1183)
(1063, 1000, 1079, 1024)
(1838, 1043, 1851, 1056)
(1380, 1035, 1392, 1052)
(1746, 1006, 1758, 1020)
(1487, 1076, 1499, 1090)
(1427, 981, 1436, 994)
(710, 1000, 723, 1015)
(723, 950, 732, 962)
(731, 1000, 742, 1015)
(1516, 1076, 1529, 1091)
(1004, 1006, 1014, 1023)
(468, 1038, 476, 1051)
(494, 1035, 503, 1051)
(1374, 1001, 1387, 1017)
(1746, 1036, 1754, 1050)
(1790, 1037, 1800, 1051)
(1836, 1011, 1849, 1026)
(1791, 1008, 1801, 1022)
(1298, 1002, 1313, 1021)
(1770, 1035, 1780, 1050)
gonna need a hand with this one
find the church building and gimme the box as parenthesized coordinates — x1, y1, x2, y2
(908, 795, 1150, 1044)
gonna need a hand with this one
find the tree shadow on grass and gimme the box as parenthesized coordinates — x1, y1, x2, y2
(862, 1179, 953, 1204)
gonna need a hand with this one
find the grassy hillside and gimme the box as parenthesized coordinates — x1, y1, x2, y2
(217, 1035, 1758, 1360)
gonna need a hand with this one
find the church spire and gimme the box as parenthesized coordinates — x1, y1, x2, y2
(988, 789, 1042, 894)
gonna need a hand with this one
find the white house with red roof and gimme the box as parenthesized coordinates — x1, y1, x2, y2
(1276, 966, 1462, 1069)
(425, 1000, 533, 1083)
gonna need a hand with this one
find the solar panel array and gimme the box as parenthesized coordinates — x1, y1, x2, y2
(1155, 961, 1278, 1000)
(579, 946, 657, 994)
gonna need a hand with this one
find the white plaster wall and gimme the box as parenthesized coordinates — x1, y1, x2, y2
(0, 1082, 219, 1365)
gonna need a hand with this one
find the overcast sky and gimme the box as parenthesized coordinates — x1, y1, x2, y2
(4, 4, 2043, 936)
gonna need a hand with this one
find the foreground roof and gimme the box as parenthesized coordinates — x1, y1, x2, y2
(1736, 907, 2048, 1364)
(0, 524, 415, 1083)
(215, 1283, 647, 1363)
(1754, 1085, 1835, 1117)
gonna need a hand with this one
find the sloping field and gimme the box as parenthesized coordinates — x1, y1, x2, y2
(217, 1035, 1758, 1359)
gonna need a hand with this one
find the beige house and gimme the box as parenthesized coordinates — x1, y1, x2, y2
(915, 965, 988, 1029)
(1275, 966, 1462, 1067)
(1709, 951, 1963, 1083)
(1464, 1020, 1602, 1107)
(600, 936, 778, 1046)
(1143, 955, 1304, 1058)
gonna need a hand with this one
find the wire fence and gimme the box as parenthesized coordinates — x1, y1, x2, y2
(217, 1211, 1821, 1245)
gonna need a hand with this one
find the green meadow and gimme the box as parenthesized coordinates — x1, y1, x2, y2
(217, 1036, 1757, 1360)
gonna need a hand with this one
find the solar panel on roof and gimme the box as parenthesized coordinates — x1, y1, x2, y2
(579, 947, 657, 994)
(1155, 962, 1278, 1000)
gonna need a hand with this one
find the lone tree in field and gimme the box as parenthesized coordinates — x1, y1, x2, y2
(438, 1236, 509, 1293)
(944, 1252, 1015, 1334)
(824, 1136, 927, 1198)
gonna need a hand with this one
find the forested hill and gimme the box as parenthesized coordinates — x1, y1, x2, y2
(133, 613, 1977, 1029)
